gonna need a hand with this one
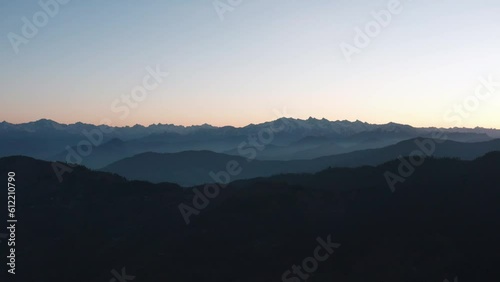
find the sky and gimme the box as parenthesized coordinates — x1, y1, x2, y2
(1, 0, 500, 128)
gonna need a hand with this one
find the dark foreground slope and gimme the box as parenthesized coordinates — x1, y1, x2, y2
(101, 138, 500, 186)
(1, 154, 500, 282)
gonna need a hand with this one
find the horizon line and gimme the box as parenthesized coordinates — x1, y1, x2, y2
(2, 117, 500, 131)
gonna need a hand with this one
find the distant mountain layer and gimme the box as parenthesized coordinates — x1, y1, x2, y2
(101, 138, 500, 186)
(2, 118, 498, 166)
(1, 153, 500, 281)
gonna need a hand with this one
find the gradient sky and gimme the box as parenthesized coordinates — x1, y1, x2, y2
(1, 0, 500, 128)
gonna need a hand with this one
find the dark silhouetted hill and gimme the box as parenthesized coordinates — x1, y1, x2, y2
(1, 153, 500, 281)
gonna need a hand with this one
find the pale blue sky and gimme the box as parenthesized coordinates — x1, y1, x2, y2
(1, 0, 499, 128)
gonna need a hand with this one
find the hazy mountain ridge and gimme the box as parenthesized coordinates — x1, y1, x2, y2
(3, 117, 499, 137)
(2, 118, 498, 166)
(101, 138, 500, 186)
